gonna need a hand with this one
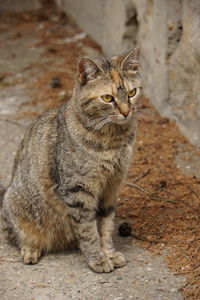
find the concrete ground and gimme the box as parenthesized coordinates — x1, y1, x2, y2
(0, 11, 185, 300)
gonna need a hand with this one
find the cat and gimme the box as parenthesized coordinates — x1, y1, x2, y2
(1, 46, 142, 273)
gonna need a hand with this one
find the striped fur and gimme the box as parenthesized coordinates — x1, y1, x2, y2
(1, 47, 141, 272)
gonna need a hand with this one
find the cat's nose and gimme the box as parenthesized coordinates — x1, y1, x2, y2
(118, 103, 130, 118)
(122, 110, 130, 118)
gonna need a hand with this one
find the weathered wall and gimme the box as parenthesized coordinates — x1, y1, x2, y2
(56, 0, 138, 54)
(136, 0, 200, 146)
(168, 0, 200, 146)
(56, 0, 200, 147)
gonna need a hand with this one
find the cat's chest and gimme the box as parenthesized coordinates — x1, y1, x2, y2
(92, 144, 133, 175)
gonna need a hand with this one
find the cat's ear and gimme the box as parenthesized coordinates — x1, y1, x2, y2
(77, 57, 102, 85)
(120, 46, 141, 73)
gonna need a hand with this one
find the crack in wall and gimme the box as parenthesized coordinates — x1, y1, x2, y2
(123, 2, 138, 50)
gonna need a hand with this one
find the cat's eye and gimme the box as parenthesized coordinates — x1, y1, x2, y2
(128, 88, 137, 98)
(101, 94, 114, 102)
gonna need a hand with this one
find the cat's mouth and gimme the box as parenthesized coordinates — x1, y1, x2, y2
(111, 112, 133, 125)
(89, 113, 133, 131)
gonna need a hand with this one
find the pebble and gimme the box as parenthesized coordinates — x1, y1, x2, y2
(50, 77, 62, 88)
(118, 222, 132, 237)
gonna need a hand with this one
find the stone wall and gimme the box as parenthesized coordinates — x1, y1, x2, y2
(56, 0, 200, 148)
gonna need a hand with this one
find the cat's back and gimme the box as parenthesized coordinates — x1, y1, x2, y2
(12, 106, 61, 184)
(23, 106, 59, 146)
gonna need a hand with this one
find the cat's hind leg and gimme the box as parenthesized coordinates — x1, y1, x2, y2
(5, 217, 43, 264)
(15, 219, 45, 264)
(11, 222, 43, 264)
(2, 189, 43, 264)
(21, 246, 41, 264)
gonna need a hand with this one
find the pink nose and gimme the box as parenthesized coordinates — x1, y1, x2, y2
(122, 110, 130, 117)
(118, 103, 130, 118)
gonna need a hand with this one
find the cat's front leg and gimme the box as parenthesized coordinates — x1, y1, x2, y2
(69, 205, 114, 273)
(98, 209, 126, 269)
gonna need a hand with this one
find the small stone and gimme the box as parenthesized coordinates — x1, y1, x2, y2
(118, 222, 132, 237)
(159, 180, 167, 188)
(116, 277, 123, 281)
(48, 48, 57, 54)
(50, 77, 61, 88)
(158, 117, 169, 125)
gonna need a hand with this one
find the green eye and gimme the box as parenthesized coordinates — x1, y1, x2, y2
(101, 94, 114, 102)
(128, 88, 137, 98)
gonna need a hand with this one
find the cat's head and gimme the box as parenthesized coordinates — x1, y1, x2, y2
(75, 47, 142, 129)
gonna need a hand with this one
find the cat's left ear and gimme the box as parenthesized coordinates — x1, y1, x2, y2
(120, 46, 141, 73)
(77, 57, 103, 85)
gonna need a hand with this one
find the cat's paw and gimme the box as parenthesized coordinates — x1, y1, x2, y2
(21, 246, 41, 264)
(109, 251, 126, 268)
(88, 256, 114, 273)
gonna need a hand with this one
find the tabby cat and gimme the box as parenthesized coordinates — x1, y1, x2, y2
(1, 47, 141, 273)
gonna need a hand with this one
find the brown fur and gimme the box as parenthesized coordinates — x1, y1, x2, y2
(1, 47, 142, 272)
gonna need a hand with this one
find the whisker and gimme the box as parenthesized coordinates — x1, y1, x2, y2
(81, 116, 107, 132)
(94, 117, 112, 131)
(135, 108, 154, 121)
(136, 108, 154, 115)
(89, 116, 105, 122)
(99, 118, 112, 130)
(135, 113, 152, 121)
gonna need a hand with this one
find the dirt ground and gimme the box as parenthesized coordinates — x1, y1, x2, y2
(0, 4, 200, 300)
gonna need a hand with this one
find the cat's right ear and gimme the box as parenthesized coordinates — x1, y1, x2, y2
(77, 57, 102, 85)
(120, 46, 141, 73)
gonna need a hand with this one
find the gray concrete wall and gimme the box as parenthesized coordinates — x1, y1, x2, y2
(56, 0, 200, 148)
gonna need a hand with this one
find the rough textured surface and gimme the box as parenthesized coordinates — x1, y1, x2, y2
(0, 229, 184, 300)
(55, 0, 200, 148)
(56, 0, 138, 55)
(135, 0, 169, 114)
(168, 0, 200, 146)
